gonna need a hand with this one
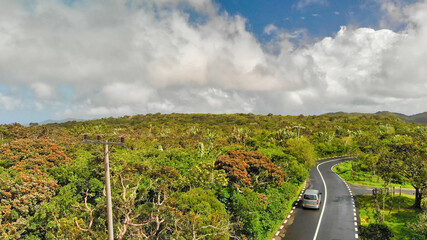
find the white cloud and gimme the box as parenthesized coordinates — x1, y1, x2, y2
(31, 83, 57, 100)
(378, 0, 407, 28)
(295, 0, 329, 10)
(0, 93, 22, 111)
(1, 0, 427, 121)
(264, 24, 278, 35)
(308, 26, 404, 96)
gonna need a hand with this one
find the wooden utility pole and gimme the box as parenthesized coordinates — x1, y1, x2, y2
(84, 134, 125, 240)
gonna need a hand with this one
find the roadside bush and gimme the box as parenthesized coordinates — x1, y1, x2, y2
(360, 223, 394, 240)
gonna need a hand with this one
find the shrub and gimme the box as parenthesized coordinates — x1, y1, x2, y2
(360, 223, 394, 240)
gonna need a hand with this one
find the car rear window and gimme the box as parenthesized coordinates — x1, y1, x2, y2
(304, 194, 317, 200)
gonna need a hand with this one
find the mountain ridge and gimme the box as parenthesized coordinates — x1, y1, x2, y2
(374, 111, 427, 124)
(38, 111, 427, 126)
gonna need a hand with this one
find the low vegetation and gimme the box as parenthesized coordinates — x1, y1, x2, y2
(0, 113, 425, 239)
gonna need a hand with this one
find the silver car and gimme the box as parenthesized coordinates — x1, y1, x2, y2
(302, 189, 322, 209)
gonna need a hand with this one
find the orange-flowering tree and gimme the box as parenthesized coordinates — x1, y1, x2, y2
(1, 138, 71, 173)
(0, 172, 59, 239)
(215, 150, 288, 238)
(215, 150, 285, 188)
(0, 123, 35, 141)
(0, 138, 71, 239)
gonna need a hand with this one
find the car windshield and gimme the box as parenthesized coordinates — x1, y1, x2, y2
(304, 194, 317, 200)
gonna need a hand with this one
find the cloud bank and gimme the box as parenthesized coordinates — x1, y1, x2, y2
(0, 0, 426, 121)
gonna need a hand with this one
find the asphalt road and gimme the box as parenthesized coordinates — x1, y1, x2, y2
(274, 158, 358, 240)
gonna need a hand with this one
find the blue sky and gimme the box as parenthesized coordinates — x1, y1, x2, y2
(215, 0, 383, 41)
(1, 0, 427, 124)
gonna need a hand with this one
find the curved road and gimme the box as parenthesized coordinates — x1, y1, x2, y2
(274, 158, 358, 240)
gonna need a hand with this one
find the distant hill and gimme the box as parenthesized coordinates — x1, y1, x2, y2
(410, 112, 427, 124)
(37, 111, 427, 126)
(322, 111, 427, 124)
(39, 118, 85, 125)
(375, 111, 427, 124)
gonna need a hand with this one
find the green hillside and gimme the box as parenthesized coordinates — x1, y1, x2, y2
(411, 112, 427, 124)
(375, 111, 427, 124)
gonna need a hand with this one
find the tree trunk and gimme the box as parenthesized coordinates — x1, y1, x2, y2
(413, 187, 422, 209)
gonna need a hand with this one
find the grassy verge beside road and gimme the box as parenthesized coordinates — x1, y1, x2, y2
(356, 195, 425, 240)
(334, 161, 426, 239)
(334, 161, 414, 189)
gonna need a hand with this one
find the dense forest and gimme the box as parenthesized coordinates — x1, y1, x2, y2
(0, 113, 426, 239)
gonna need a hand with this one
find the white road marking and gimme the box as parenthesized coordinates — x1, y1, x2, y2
(284, 220, 288, 224)
(313, 159, 338, 240)
(292, 207, 296, 210)
(287, 215, 291, 219)
(276, 231, 280, 236)
(290, 210, 294, 214)
(332, 160, 360, 239)
(280, 225, 284, 229)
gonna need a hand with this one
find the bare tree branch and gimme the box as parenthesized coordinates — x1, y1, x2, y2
(72, 189, 94, 233)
